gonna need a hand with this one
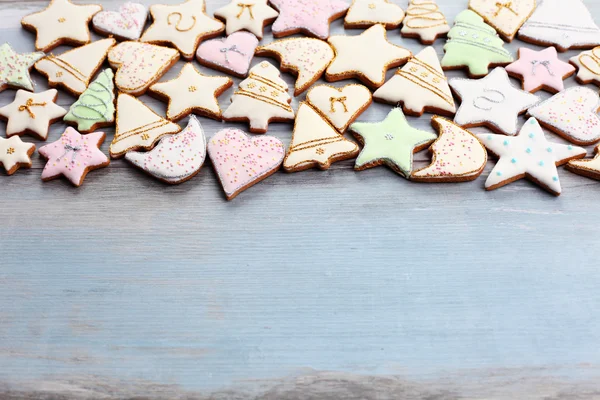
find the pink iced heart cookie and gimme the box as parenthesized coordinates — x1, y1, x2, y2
(93, 2, 148, 41)
(207, 128, 285, 200)
(196, 31, 258, 78)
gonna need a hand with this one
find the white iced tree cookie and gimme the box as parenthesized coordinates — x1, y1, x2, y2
(401, 0, 450, 45)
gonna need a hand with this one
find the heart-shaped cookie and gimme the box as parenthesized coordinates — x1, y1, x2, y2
(306, 84, 372, 133)
(528, 86, 600, 145)
(207, 128, 285, 200)
(196, 31, 259, 78)
(93, 2, 148, 41)
(469, 0, 536, 42)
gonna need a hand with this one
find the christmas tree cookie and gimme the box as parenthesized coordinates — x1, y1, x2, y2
(469, 0, 536, 42)
(401, 0, 450, 45)
(64, 69, 115, 133)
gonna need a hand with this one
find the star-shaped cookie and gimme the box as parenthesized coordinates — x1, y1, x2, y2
(567, 145, 600, 181)
(506, 47, 576, 94)
(141, 0, 225, 60)
(0, 136, 35, 175)
(0, 89, 67, 140)
(270, 0, 349, 40)
(478, 118, 586, 196)
(570, 47, 600, 87)
(149, 63, 232, 121)
(21, 0, 102, 52)
(344, 0, 405, 29)
(326, 24, 411, 88)
(214, 0, 279, 39)
(449, 67, 540, 136)
(0, 44, 44, 93)
(350, 108, 437, 178)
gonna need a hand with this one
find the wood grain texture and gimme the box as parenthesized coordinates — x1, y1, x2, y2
(2, 0, 600, 399)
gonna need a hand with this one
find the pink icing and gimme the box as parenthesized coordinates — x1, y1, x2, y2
(505, 47, 576, 92)
(196, 31, 258, 76)
(270, 0, 350, 39)
(207, 128, 285, 198)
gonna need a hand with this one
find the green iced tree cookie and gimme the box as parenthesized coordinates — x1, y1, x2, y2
(64, 68, 115, 132)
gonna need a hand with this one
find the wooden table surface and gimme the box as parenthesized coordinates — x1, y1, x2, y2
(2, 0, 600, 399)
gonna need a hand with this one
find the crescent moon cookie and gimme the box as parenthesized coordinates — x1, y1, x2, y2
(108, 42, 180, 96)
(21, 0, 102, 53)
(0, 89, 67, 141)
(35, 38, 116, 96)
(344, 0, 405, 30)
(478, 118, 586, 196)
(214, 0, 279, 39)
(349, 108, 437, 178)
(373, 46, 456, 118)
(222, 62, 295, 134)
(505, 47, 576, 94)
(567, 145, 600, 181)
(469, 0, 536, 42)
(518, 0, 600, 52)
(570, 47, 600, 87)
(125, 115, 207, 185)
(196, 31, 259, 78)
(449, 67, 540, 136)
(109, 93, 181, 159)
(149, 63, 233, 122)
(305, 84, 372, 133)
(411, 116, 487, 183)
(442, 10, 513, 78)
(269, 0, 350, 40)
(140, 0, 225, 60)
(64, 69, 115, 134)
(39, 128, 110, 187)
(326, 24, 412, 89)
(208, 128, 285, 200)
(0, 44, 44, 93)
(92, 2, 149, 41)
(0, 136, 36, 176)
(527, 86, 600, 146)
(401, 0, 450, 45)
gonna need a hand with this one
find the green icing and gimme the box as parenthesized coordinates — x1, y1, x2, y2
(442, 10, 513, 77)
(64, 68, 115, 132)
(0, 43, 44, 91)
(350, 108, 438, 178)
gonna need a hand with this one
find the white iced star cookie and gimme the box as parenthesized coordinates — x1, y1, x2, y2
(92, 2, 149, 41)
(374, 46, 456, 118)
(326, 24, 411, 89)
(344, 0, 405, 30)
(149, 63, 232, 122)
(21, 0, 102, 52)
(214, 0, 279, 39)
(567, 145, 600, 181)
(141, 0, 225, 60)
(469, 0, 536, 42)
(449, 67, 540, 136)
(305, 84, 372, 133)
(0, 43, 44, 93)
(570, 47, 600, 87)
(0, 136, 36, 176)
(401, 0, 450, 45)
(0, 89, 67, 140)
(478, 118, 586, 196)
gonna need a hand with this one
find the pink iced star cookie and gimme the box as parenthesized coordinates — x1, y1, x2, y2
(269, 0, 350, 40)
(39, 128, 110, 187)
(506, 47, 576, 94)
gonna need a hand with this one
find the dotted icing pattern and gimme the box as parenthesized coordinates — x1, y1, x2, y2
(0, 44, 44, 92)
(92, 2, 148, 40)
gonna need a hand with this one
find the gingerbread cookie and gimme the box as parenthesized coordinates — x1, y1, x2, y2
(222, 61, 295, 134)
(449, 67, 540, 136)
(269, 0, 349, 40)
(305, 84, 372, 133)
(64, 69, 115, 134)
(527, 86, 600, 146)
(0, 43, 44, 93)
(196, 31, 259, 78)
(208, 128, 285, 200)
(21, 0, 102, 52)
(350, 108, 437, 178)
(478, 118, 586, 196)
(109, 93, 181, 159)
(0, 136, 35, 176)
(0, 89, 67, 140)
(108, 42, 180, 96)
(518, 0, 600, 52)
(326, 24, 411, 89)
(149, 63, 232, 122)
(442, 10, 513, 78)
(35, 38, 116, 96)
(469, 0, 536, 42)
(401, 0, 450, 45)
(126, 115, 206, 185)
(214, 0, 279, 39)
(506, 47, 576, 94)
(374, 46, 455, 117)
(344, 0, 405, 30)
(39, 128, 110, 187)
(257, 38, 334, 96)
(141, 0, 225, 60)
(283, 102, 359, 172)
(570, 47, 600, 87)
(411, 116, 487, 182)
(92, 2, 148, 41)
(567, 145, 600, 181)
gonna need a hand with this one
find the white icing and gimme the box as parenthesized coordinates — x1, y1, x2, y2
(344, 0, 405, 28)
(92, 2, 148, 41)
(305, 84, 372, 132)
(401, 0, 450, 43)
(469, 0, 536, 41)
(0, 136, 35, 174)
(214, 0, 279, 39)
(568, 146, 600, 179)
(570, 47, 600, 86)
